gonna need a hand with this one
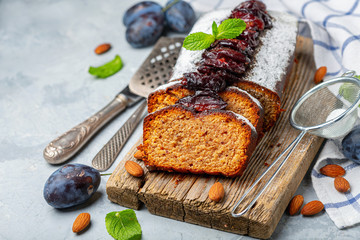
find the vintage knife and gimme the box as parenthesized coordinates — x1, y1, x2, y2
(43, 86, 143, 164)
(92, 100, 147, 171)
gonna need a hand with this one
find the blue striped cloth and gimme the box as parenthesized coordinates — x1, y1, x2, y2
(312, 140, 360, 229)
(189, 0, 360, 229)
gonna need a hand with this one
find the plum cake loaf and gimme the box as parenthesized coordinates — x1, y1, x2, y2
(142, 0, 298, 177)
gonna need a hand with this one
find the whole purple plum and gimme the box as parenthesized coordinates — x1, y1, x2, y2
(123, 1, 163, 27)
(165, 0, 196, 33)
(43, 164, 100, 209)
(126, 12, 165, 48)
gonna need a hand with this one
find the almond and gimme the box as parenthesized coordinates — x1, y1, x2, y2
(314, 66, 327, 84)
(334, 176, 350, 193)
(125, 161, 144, 177)
(134, 150, 144, 160)
(94, 43, 111, 55)
(209, 182, 225, 202)
(288, 195, 304, 216)
(301, 200, 324, 216)
(319, 164, 345, 177)
(72, 213, 91, 233)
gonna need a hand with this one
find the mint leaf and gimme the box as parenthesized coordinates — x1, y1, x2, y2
(216, 19, 246, 40)
(339, 75, 360, 105)
(212, 21, 218, 38)
(89, 55, 123, 79)
(105, 209, 142, 240)
(339, 82, 359, 103)
(183, 19, 246, 51)
(183, 32, 215, 51)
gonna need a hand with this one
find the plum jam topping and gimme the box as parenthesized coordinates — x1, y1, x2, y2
(231, 9, 265, 31)
(182, 72, 227, 92)
(197, 66, 239, 84)
(238, 0, 267, 11)
(234, 0, 272, 29)
(237, 29, 260, 48)
(200, 57, 246, 75)
(202, 48, 251, 65)
(210, 39, 254, 57)
(179, 0, 271, 112)
(177, 91, 228, 112)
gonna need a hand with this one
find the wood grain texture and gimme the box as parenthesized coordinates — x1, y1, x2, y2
(106, 36, 323, 239)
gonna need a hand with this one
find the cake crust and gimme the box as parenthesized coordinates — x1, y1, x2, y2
(148, 84, 264, 133)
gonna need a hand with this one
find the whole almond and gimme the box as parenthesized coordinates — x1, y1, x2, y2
(72, 213, 91, 233)
(94, 43, 111, 55)
(134, 150, 144, 160)
(314, 66, 327, 84)
(209, 182, 225, 202)
(288, 195, 304, 216)
(301, 200, 324, 216)
(125, 161, 144, 177)
(334, 176, 350, 193)
(319, 164, 345, 177)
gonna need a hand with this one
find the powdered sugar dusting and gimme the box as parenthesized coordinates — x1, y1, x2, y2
(227, 86, 263, 110)
(229, 111, 257, 136)
(247, 11, 297, 92)
(170, 10, 297, 92)
(170, 9, 231, 80)
(153, 80, 181, 91)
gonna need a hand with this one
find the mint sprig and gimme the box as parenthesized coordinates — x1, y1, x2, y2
(89, 55, 123, 79)
(216, 19, 247, 39)
(105, 209, 142, 240)
(183, 19, 246, 51)
(212, 21, 218, 37)
(183, 32, 215, 51)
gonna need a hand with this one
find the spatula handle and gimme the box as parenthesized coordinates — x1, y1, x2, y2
(43, 94, 128, 164)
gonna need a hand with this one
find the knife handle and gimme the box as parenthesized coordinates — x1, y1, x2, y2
(43, 94, 128, 164)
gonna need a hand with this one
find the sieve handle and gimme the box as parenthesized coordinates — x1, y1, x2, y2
(231, 131, 307, 217)
(342, 70, 356, 77)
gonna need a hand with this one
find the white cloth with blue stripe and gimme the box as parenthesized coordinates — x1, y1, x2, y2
(313, 140, 360, 229)
(189, 0, 360, 229)
(273, 0, 360, 229)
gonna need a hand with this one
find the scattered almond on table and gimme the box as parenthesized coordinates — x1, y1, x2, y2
(319, 164, 345, 177)
(314, 66, 327, 84)
(334, 176, 350, 193)
(209, 182, 225, 202)
(72, 213, 91, 233)
(134, 150, 144, 160)
(125, 161, 144, 177)
(94, 43, 111, 55)
(301, 200, 324, 216)
(288, 195, 304, 216)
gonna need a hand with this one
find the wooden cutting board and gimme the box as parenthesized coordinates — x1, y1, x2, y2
(106, 36, 323, 239)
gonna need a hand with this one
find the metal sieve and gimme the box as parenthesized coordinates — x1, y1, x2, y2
(232, 71, 360, 217)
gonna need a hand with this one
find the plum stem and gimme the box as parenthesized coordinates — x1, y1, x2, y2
(162, 0, 181, 12)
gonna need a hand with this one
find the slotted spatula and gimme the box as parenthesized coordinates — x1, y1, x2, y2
(44, 37, 184, 165)
(128, 37, 184, 98)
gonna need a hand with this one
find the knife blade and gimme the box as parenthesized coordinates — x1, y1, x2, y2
(43, 86, 143, 164)
(92, 100, 147, 171)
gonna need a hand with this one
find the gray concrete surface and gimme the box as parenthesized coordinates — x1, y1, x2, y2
(0, 0, 359, 239)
